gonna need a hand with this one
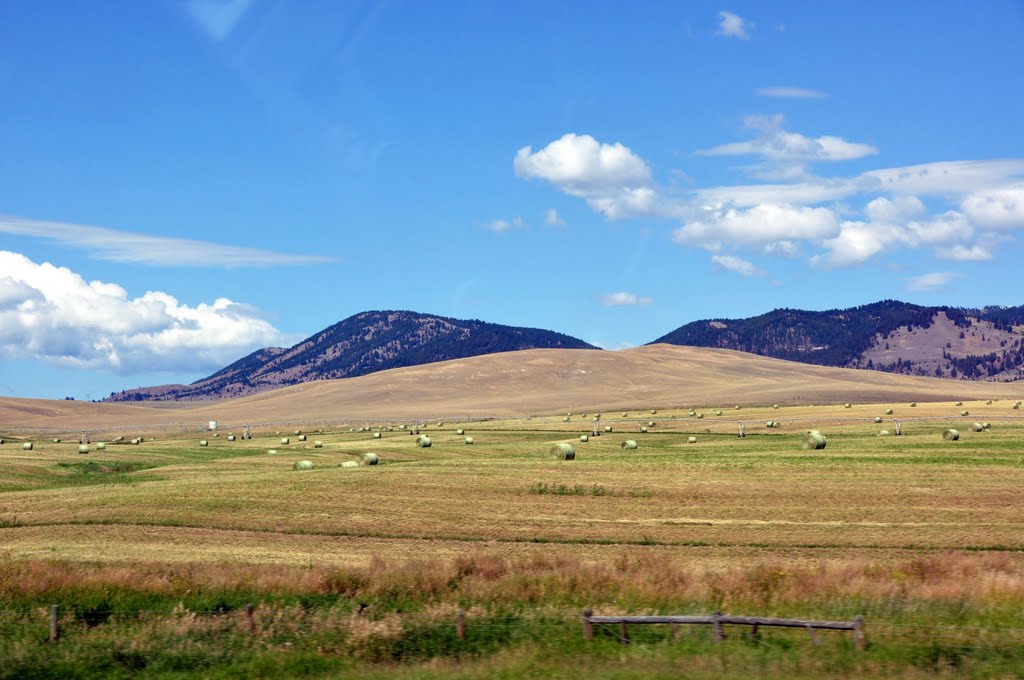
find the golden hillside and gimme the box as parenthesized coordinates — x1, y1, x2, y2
(2, 344, 1022, 430)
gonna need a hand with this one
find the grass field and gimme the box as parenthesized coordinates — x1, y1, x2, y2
(2, 399, 1024, 678)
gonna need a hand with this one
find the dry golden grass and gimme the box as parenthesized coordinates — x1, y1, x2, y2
(3, 344, 1023, 430)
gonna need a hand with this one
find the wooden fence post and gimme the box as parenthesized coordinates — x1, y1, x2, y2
(582, 608, 593, 641)
(456, 609, 465, 641)
(619, 620, 629, 645)
(712, 610, 723, 642)
(853, 615, 866, 651)
(49, 604, 59, 642)
(245, 604, 255, 634)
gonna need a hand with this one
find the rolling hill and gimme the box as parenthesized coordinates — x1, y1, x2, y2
(105, 310, 597, 402)
(7, 344, 1023, 431)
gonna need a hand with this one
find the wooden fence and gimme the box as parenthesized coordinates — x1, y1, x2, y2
(581, 609, 865, 650)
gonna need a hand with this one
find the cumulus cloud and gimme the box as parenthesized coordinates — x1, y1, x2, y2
(0, 215, 334, 267)
(961, 183, 1024, 229)
(711, 254, 762, 276)
(698, 114, 878, 163)
(544, 208, 567, 228)
(905, 271, 961, 292)
(482, 217, 525, 233)
(716, 10, 751, 39)
(756, 87, 827, 99)
(514, 134, 663, 219)
(514, 130, 1024, 271)
(598, 292, 653, 307)
(673, 203, 839, 248)
(0, 251, 284, 374)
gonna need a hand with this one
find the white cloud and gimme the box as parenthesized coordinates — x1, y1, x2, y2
(698, 114, 878, 162)
(544, 208, 567, 228)
(598, 291, 653, 307)
(905, 271, 961, 292)
(961, 183, 1024, 229)
(0, 250, 284, 374)
(756, 87, 827, 99)
(716, 10, 751, 40)
(864, 196, 925, 223)
(514, 133, 651, 192)
(864, 160, 1024, 196)
(763, 240, 800, 257)
(0, 215, 334, 267)
(482, 217, 525, 233)
(711, 254, 762, 276)
(814, 210, 975, 268)
(673, 203, 839, 248)
(938, 243, 993, 261)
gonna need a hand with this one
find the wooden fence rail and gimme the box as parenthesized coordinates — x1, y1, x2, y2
(582, 609, 865, 650)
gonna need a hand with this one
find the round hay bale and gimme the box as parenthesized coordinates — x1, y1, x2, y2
(734, 405, 741, 410)
(314, 441, 323, 448)
(549, 443, 575, 460)
(986, 400, 993, 405)
(942, 429, 960, 441)
(648, 421, 655, 427)
(651, 410, 657, 415)
(844, 403, 852, 409)
(621, 440, 638, 449)
(802, 432, 827, 450)
(373, 432, 381, 439)
(563, 417, 570, 422)
(879, 430, 891, 437)
(1014, 403, 1021, 410)
(437, 423, 444, 428)
(456, 429, 465, 435)
(696, 413, 704, 419)
(416, 435, 432, 448)
(885, 409, 894, 415)
(362, 452, 379, 465)
(640, 427, 648, 433)
(199, 440, 208, 447)
(955, 401, 963, 406)
(580, 435, 589, 442)
(281, 437, 290, 445)
(294, 430, 302, 436)
(267, 449, 278, 455)
(340, 461, 359, 468)
(960, 411, 969, 417)
(131, 438, 140, 445)
(772, 404, 779, 409)
(687, 436, 697, 444)
(227, 435, 236, 442)
(982, 422, 991, 429)
(298, 434, 307, 441)
(714, 410, 723, 416)
(604, 426, 612, 433)
(971, 422, 984, 432)
(765, 421, 776, 428)
(78, 445, 89, 454)
(910, 402, 917, 407)
(292, 460, 314, 471)
(874, 417, 883, 423)
(622, 413, 629, 418)
(22, 442, 33, 451)
(52, 438, 61, 444)
(96, 442, 106, 450)
(688, 410, 696, 417)
(464, 436, 474, 445)
(0, 438, 4, 445)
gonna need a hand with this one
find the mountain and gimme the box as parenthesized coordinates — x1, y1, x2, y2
(652, 300, 1024, 382)
(105, 311, 597, 402)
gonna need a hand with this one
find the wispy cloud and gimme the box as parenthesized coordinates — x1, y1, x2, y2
(0, 216, 335, 267)
(598, 291, 653, 307)
(716, 10, 752, 40)
(905, 271, 961, 292)
(481, 217, 526, 233)
(711, 254, 763, 276)
(544, 208, 567, 228)
(756, 86, 827, 99)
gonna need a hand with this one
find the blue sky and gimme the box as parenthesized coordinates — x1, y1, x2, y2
(2, 0, 1023, 399)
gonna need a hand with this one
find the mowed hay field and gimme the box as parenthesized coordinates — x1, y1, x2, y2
(2, 396, 1024, 678)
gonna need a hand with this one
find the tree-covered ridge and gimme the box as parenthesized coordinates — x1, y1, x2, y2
(652, 300, 1024, 381)
(107, 311, 597, 402)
